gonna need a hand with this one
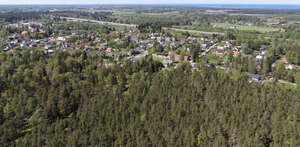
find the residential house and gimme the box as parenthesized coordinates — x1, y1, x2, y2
(45, 44, 52, 49)
(147, 43, 154, 48)
(118, 52, 129, 58)
(249, 74, 261, 82)
(29, 26, 37, 32)
(3, 46, 11, 51)
(20, 42, 28, 48)
(208, 64, 216, 69)
(189, 62, 197, 68)
(184, 56, 190, 61)
(170, 42, 178, 48)
(261, 50, 267, 55)
(282, 58, 289, 64)
(21, 31, 28, 36)
(165, 37, 171, 42)
(260, 45, 268, 50)
(162, 60, 173, 67)
(84, 47, 91, 52)
(256, 55, 264, 60)
(180, 38, 186, 44)
(75, 45, 83, 50)
(173, 53, 181, 61)
(100, 42, 108, 49)
(173, 53, 190, 61)
(201, 43, 208, 49)
(232, 48, 240, 56)
(285, 64, 294, 70)
(57, 37, 66, 41)
(30, 42, 37, 48)
(45, 49, 54, 54)
(215, 47, 226, 55)
(106, 48, 113, 53)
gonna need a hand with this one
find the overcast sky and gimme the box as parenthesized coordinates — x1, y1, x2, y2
(0, 0, 299, 5)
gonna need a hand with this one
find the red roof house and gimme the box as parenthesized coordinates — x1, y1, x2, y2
(184, 56, 190, 61)
(174, 53, 181, 61)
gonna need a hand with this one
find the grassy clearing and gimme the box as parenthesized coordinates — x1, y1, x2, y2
(172, 25, 220, 33)
(276, 82, 297, 90)
(213, 23, 280, 33)
(152, 56, 165, 62)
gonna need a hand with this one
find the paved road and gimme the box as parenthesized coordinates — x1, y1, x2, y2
(200, 43, 218, 57)
(262, 79, 297, 86)
(61, 16, 224, 35)
(278, 80, 297, 86)
(60, 17, 137, 27)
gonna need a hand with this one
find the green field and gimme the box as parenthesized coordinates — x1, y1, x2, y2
(114, 11, 177, 18)
(213, 23, 281, 33)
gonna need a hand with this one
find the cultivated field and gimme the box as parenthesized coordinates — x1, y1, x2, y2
(213, 23, 281, 33)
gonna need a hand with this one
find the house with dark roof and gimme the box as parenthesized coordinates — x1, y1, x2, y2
(249, 74, 261, 82)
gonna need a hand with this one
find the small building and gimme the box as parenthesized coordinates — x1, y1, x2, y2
(261, 50, 267, 55)
(165, 37, 171, 42)
(45, 49, 54, 54)
(260, 45, 268, 50)
(249, 74, 261, 82)
(3, 47, 11, 51)
(215, 48, 226, 55)
(189, 62, 197, 68)
(57, 37, 66, 41)
(285, 64, 293, 70)
(201, 44, 208, 48)
(180, 38, 186, 44)
(208, 64, 216, 69)
(232, 48, 240, 56)
(118, 52, 129, 58)
(217, 46, 225, 50)
(173, 54, 190, 61)
(162, 60, 173, 67)
(256, 55, 264, 60)
(20, 43, 29, 48)
(106, 48, 113, 53)
(174, 53, 181, 61)
(30, 42, 37, 48)
(21, 31, 28, 36)
(184, 56, 190, 61)
(282, 58, 288, 64)
(75, 45, 82, 50)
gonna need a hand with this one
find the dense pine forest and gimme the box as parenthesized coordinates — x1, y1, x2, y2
(0, 49, 299, 146)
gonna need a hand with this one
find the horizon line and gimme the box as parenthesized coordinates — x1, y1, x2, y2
(1, 3, 300, 5)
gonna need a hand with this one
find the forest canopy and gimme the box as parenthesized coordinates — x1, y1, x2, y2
(0, 49, 299, 146)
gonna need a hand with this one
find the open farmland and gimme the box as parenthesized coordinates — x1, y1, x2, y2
(213, 23, 281, 33)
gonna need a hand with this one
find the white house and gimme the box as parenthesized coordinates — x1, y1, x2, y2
(256, 55, 264, 60)
(57, 37, 66, 41)
(285, 64, 293, 70)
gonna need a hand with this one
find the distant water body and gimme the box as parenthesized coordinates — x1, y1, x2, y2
(158, 4, 300, 10)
